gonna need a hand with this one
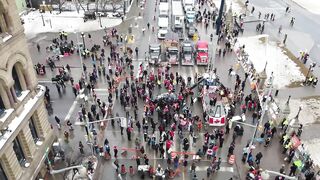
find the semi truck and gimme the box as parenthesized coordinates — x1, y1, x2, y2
(164, 40, 180, 65)
(171, 1, 184, 30)
(181, 41, 194, 65)
(158, 2, 169, 39)
(148, 44, 162, 64)
(195, 41, 209, 65)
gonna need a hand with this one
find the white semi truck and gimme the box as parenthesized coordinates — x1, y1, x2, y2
(158, 2, 169, 39)
(171, 1, 184, 30)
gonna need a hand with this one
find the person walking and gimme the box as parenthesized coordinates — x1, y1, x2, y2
(216, 157, 222, 170)
(255, 152, 263, 165)
(55, 116, 61, 129)
(190, 161, 196, 173)
(37, 43, 41, 52)
(278, 25, 282, 34)
(79, 141, 84, 154)
(126, 127, 132, 141)
(136, 157, 140, 167)
(114, 146, 118, 158)
(289, 164, 297, 176)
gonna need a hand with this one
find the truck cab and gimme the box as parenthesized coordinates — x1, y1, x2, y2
(181, 41, 194, 65)
(196, 41, 209, 65)
(149, 44, 162, 64)
(165, 40, 179, 65)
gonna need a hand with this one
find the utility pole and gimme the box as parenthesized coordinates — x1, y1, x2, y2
(41, 13, 45, 26)
(99, 14, 102, 28)
(247, 72, 274, 160)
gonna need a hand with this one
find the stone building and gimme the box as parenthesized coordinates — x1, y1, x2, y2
(0, 0, 55, 179)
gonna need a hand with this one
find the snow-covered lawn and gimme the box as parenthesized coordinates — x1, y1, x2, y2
(21, 10, 122, 39)
(235, 35, 305, 89)
(286, 98, 320, 125)
(209, 0, 244, 14)
(291, 0, 320, 15)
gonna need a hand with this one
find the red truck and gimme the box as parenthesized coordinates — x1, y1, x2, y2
(195, 41, 209, 65)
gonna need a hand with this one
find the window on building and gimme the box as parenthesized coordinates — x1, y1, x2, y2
(13, 138, 25, 165)
(0, 163, 8, 180)
(29, 118, 39, 142)
(0, 95, 5, 116)
(12, 66, 22, 97)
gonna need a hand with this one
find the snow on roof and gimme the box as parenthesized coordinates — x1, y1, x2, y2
(235, 35, 305, 89)
(291, 0, 320, 15)
(0, 85, 45, 151)
(21, 10, 122, 39)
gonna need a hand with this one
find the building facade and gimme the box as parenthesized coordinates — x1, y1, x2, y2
(0, 0, 55, 180)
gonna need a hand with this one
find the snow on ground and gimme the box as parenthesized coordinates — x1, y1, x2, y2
(286, 98, 320, 125)
(235, 35, 305, 89)
(210, 0, 244, 14)
(291, 0, 320, 15)
(21, 10, 122, 39)
(301, 139, 320, 169)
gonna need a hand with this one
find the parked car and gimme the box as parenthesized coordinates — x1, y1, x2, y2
(83, 11, 96, 22)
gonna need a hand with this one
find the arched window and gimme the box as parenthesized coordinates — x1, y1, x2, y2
(12, 65, 22, 97)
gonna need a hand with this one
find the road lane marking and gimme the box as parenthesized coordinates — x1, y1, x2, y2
(64, 98, 78, 122)
(196, 166, 234, 173)
(38, 80, 54, 84)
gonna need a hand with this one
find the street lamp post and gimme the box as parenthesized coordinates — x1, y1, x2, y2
(281, 95, 291, 125)
(261, 170, 297, 180)
(81, 32, 86, 50)
(41, 13, 45, 26)
(75, 31, 85, 77)
(98, 14, 102, 28)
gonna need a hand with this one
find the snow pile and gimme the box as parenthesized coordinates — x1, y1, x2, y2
(302, 139, 320, 169)
(286, 98, 320, 125)
(21, 10, 122, 39)
(291, 0, 320, 15)
(236, 35, 305, 89)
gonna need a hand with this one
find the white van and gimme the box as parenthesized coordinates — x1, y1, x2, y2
(158, 17, 169, 39)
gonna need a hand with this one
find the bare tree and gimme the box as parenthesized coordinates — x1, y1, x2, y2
(52, 0, 67, 13)
(95, 0, 99, 12)
(76, 0, 86, 11)
(104, 0, 123, 12)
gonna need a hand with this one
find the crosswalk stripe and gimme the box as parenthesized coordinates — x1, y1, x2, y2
(196, 166, 234, 173)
